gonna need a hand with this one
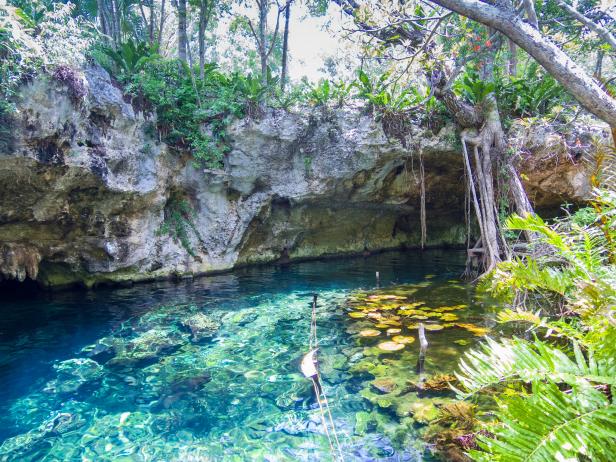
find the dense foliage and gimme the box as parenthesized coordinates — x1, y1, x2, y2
(453, 177, 616, 460)
(106, 46, 254, 167)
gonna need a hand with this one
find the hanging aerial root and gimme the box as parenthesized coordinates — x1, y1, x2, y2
(460, 133, 502, 273)
(419, 148, 427, 249)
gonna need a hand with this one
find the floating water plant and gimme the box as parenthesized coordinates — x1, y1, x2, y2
(440, 313, 459, 321)
(359, 329, 381, 337)
(378, 341, 406, 351)
(391, 335, 415, 344)
(349, 312, 367, 318)
(455, 323, 490, 336)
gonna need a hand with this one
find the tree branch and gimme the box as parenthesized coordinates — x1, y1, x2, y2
(523, 0, 538, 28)
(556, 0, 616, 51)
(247, 19, 263, 51)
(429, 0, 616, 127)
(265, 4, 282, 58)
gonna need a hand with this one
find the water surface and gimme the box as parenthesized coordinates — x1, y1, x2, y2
(0, 250, 492, 461)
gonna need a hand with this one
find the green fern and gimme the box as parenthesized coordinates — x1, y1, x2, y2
(470, 381, 616, 462)
(456, 337, 616, 398)
(461, 187, 616, 461)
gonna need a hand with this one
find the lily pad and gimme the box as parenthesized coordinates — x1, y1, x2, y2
(398, 309, 425, 316)
(386, 328, 401, 335)
(440, 313, 459, 321)
(359, 329, 381, 337)
(424, 324, 445, 331)
(432, 307, 457, 313)
(367, 295, 406, 301)
(377, 341, 405, 352)
(456, 323, 490, 336)
(392, 336, 415, 344)
(423, 312, 443, 318)
(348, 312, 367, 319)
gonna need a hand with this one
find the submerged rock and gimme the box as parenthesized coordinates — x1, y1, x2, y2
(108, 328, 184, 366)
(223, 308, 259, 326)
(181, 313, 220, 341)
(371, 378, 398, 394)
(43, 358, 103, 394)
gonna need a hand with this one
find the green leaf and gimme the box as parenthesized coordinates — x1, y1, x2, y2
(473, 381, 616, 462)
(455, 337, 616, 397)
(358, 69, 370, 87)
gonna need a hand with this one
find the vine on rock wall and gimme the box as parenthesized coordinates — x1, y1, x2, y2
(157, 194, 205, 258)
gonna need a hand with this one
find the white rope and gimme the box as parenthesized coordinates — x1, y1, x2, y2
(302, 295, 344, 461)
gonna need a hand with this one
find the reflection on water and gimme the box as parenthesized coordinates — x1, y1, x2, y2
(0, 250, 493, 461)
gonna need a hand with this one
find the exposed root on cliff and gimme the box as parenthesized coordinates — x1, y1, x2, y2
(458, 98, 535, 276)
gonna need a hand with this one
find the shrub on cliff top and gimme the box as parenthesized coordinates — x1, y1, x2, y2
(109, 50, 268, 168)
(1, 1, 93, 112)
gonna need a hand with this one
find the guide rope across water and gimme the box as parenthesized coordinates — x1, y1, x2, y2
(300, 294, 345, 462)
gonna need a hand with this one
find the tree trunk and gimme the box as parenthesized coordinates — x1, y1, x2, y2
(508, 39, 517, 76)
(110, 0, 121, 45)
(198, 0, 208, 79)
(259, 1, 268, 86)
(177, 0, 188, 62)
(97, 0, 110, 38)
(430, 0, 616, 128)
(280, 1, 291, 91)
(522, 0, 538, 29)
(149, 0, 155, 45)
(594, 50, 604, 80)
(186, 39, 202, 108)
(157, 0, 166, 48)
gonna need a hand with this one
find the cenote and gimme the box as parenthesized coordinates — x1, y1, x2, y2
(0, 250, 499, 461)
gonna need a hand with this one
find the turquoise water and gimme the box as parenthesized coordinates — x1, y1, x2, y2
(0, 250, 490, 461)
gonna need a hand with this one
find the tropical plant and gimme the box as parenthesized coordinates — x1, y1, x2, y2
(119, 55, 276, 167)
(157, 196, 204, 257)
(495, 63, 566, 119)
(470, 380, 616, 462)
(307, 78, 331, 106)
(96, 38, 160, 78)
(453, 68, 495, 106)
(455, 188, 616, 461)
(231, 72, 268, 106)
(353, 68, 390, 108)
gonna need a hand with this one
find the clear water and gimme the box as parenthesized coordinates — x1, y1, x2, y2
(0, 250, 492, 461)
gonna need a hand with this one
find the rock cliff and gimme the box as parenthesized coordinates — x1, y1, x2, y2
(0, 66, 606, 288)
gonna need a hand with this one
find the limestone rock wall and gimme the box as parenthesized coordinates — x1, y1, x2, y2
(0, 66, 603, 288)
